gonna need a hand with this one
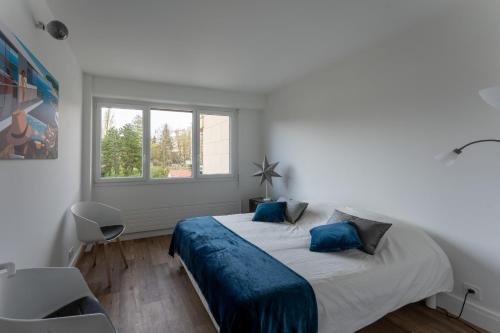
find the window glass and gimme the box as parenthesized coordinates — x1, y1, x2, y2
(100, 107, 143, 178)
(150, 109, 192, 178)
(96, 103, 234, 182)
(199, 113, 231, 175)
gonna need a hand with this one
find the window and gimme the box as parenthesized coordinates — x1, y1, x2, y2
(99, 107, 143, 178)
(199, 113, 231, 175)
(95, 101, 236, 183)
(150, 109, 192, 179)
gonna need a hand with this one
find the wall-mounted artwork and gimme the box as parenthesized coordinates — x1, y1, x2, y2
(0, 20, 59, 159)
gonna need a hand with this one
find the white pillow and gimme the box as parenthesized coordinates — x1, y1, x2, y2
(295, 202, 338, 227)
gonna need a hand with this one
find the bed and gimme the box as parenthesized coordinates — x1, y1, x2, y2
(170, 202, 453, 333)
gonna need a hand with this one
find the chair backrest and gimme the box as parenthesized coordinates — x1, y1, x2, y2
(0, 264, 117, 333)
(0, 266, 50, 319)
(71, 202, 123, 243)
(0, 265, 89, 320)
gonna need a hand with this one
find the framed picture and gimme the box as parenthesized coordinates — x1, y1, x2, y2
(0, 20, 59, 159)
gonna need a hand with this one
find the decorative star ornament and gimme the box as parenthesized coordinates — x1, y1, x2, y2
(253, 155, 281, 186)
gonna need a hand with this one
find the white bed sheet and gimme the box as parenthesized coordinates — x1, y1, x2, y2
(214, 203, 453, 333)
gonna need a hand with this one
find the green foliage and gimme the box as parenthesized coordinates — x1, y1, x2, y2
(119, 124, 142, 176)
(100, 127, 121, 177)
(103, 108, 114, 135)
(174, 128, 192, 165)
(159, 124, 174, 167)
(150, 124, 192, 176)
(100, 114, 192, 178)
(151, 165, 170, 178)
(100, 121, 142, 178)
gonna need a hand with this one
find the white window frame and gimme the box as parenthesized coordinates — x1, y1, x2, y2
(93, 98, 238, 185)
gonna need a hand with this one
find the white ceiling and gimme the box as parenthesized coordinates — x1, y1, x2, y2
(46, 0, 454, 93)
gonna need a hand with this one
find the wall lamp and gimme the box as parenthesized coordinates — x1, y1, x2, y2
(435, 86, 500, 166)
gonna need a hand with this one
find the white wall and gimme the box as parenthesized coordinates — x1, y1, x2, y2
(265, 1, 500, 330)
(91, 75, 266, 110)
(0, 0, 82, 267)
(83, 75, 265, 234)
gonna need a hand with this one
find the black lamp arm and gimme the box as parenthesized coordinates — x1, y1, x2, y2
(454, 139, 500, 154)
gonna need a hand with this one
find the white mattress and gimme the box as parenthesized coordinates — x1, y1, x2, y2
(213, 203, 453, 333)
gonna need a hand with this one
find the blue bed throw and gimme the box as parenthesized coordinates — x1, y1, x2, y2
(168, 216, 318, 333)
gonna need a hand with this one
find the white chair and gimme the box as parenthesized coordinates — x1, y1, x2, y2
(71, 201, 128, 288)
(0, 262, 116, 333)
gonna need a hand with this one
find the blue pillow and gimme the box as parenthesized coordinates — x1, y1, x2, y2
(309, 221, 363, 252)
(252, 202, 286, 223)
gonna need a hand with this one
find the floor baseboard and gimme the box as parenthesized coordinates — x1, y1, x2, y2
(120, 228, 173, 240)
(438, 292, 500, 332)
(67, 229, 172, 268)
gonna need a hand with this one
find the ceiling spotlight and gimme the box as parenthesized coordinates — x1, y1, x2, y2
(36, 20, 69, 40)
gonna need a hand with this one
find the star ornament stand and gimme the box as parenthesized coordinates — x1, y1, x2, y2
(253, 156, 282, 201)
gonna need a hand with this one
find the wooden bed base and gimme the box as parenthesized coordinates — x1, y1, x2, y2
(176, 255, 220, 332)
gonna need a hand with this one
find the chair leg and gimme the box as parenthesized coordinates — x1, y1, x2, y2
(118, 238, 128, 269)
(92, 243, 98, 268)
(103, 243, 112, 289)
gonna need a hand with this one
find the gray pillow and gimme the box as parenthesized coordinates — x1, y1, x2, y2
(328, 210, 392, 255)
(277, 197, 308, 224)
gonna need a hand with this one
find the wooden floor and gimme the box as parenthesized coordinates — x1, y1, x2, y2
(77, 236, 485, 333)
